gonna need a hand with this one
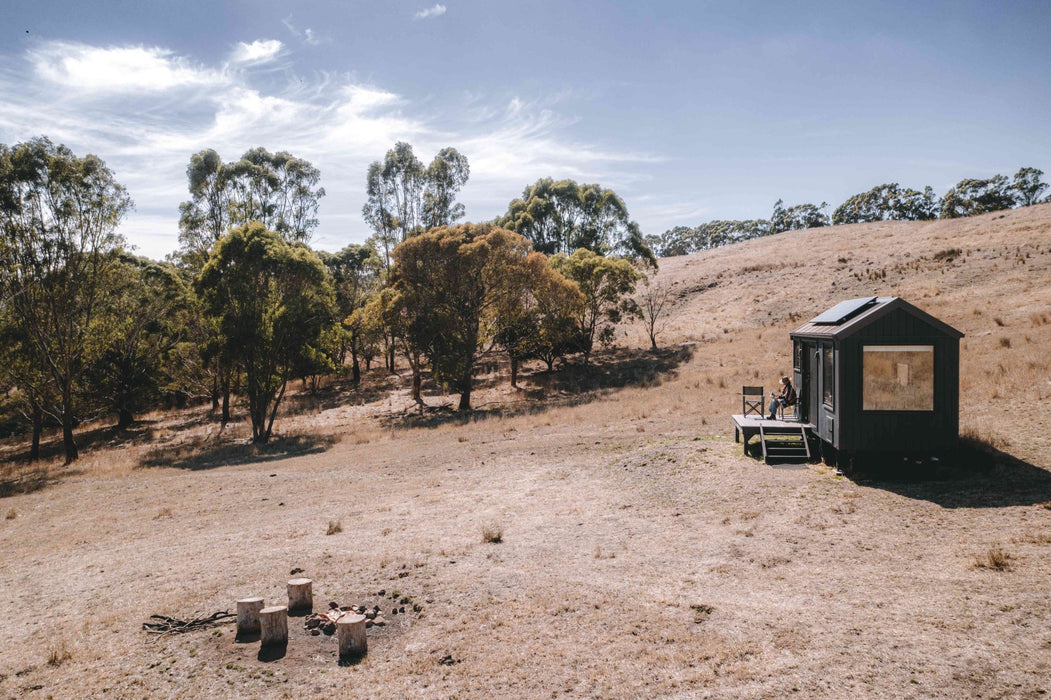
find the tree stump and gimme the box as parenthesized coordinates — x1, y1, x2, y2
(336, 614, 367, 659)
(236, 597, 264, 637)
(287, 578, 313, 612)
(259, 605, 288, 647)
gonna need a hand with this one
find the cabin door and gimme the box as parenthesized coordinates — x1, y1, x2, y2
(808, 345, 820, 427)
(793, 340, 807, 423)
(816, 343, 835, 443)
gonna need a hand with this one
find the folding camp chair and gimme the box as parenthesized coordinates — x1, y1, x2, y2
(742, 386, 764, 418)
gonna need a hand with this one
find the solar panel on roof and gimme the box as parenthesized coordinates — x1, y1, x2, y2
(811, 297, 878, 325)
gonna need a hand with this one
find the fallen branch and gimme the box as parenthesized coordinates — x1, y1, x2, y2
(142, 611, 235, 635)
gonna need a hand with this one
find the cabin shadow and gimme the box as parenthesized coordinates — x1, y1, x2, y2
(849, 441, 1051, 509)
(382, 344, 696, 430)
(138, 434, 340, 471)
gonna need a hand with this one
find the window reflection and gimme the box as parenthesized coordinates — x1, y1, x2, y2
(863, 345, 934, 411)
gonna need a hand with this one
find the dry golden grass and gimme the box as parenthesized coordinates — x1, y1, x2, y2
(1, 205, 1050, 698)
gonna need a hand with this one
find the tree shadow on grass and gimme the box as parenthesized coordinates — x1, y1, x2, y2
(138, 434, 340, 471)
(0, 462, 69, 498)
(850, 438, 1051, 509)
(382, 344, 697, 431)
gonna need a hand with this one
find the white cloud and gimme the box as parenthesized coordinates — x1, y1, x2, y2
(0, 41, 660, 260)
(414, 4, 447, 20)
(229, 39, 283, 65)
(29, 41, 225, 93)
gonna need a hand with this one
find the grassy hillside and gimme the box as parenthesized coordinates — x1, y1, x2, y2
(0, 205, 1049, 698)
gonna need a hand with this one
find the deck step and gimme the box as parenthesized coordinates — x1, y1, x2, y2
(759, 425, 811, 465)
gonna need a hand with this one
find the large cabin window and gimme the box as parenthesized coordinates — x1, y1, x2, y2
(863, 345, 934, 411)
(822, 346, 834, 408)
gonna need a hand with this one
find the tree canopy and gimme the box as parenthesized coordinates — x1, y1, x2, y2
(0, 137, 132, 463)
(195, 222, 334, 443)
(832, 183, 938, 224)
(177, 147, 325, 269)
(363, 142, 471, 268)
(939, 175, 1016, 219)
(499, 178, 656, 267)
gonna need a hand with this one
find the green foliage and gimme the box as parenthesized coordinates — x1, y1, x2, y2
(391, 224, 542, 410)
(177, 147, 324, 269)
(320, 243, 382, 381)
(832, 183, 939, 224)
(0, 137, 132, 463)
(194, 223, 334, 443)
(86, 254, 194, 428)
(940, 175, 1016, 219)
(363, 142, 470, 269)
(500, 178, 656, 267)
(550, 249, 642, 364)
(1011, 167, 1047, 207)
(648, 219, 771, 257)
(770, 199, 829, 233)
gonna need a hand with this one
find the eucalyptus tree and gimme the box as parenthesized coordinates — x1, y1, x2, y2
(177, 147, 325, 267)
(320, 243, 382, 382)
(391, 223, 543, 411)
(195, 222, 334, 443)
(0, 138, 132, 463)
(940, 175, 1016, 219)
(770, 199, 830, 233)
(500, 178, 656, 266)
(550, 248, 642, 366)
(87, 254, 192, 429)
(1011, 167, 1047, 207)
(832, 183, 939, 224)
(363, 142, 471, 268)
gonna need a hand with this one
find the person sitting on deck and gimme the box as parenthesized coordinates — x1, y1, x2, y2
(766, 376, 796, 420)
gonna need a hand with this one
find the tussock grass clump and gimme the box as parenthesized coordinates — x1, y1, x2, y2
(153, 507, 172, 519)
(326, 520, 343, 536)
(47, 641, 72, 667)
(481, 522, 503, 544)
(973, 546, 1011, 571)
(4, 508, 16, 520)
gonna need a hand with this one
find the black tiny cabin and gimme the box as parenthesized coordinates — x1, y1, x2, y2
(790, 297, 963, 461)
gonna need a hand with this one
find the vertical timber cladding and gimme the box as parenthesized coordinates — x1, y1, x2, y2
(790, 298, 963, 456)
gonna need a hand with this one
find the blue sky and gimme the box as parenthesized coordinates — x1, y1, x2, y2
(2, 0, 1049, 260)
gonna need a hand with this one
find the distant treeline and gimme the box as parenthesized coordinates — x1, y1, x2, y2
(0, 138, 654, 464)
(645, 167, 1049, 258)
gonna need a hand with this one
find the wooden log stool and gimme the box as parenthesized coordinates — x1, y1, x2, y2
(287, 578, 313, 613)
(336, 614, 367, 659)
(236, 597, 264, 638)
(259, 605, 288, 647)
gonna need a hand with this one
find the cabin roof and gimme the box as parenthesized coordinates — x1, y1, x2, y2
(790, 297, 965, 340)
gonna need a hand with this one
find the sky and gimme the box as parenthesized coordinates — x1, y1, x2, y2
(1, 0, 1049, 260)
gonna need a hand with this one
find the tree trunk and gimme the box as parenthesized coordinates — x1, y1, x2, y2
(259, 606, 288, 647)
(286, 578, 313, 613)
(117, 406, 134, 430)
(510, 356, 519, 388)
(457, 387, 471, 412)
(29, 405, 42, 463)
(211, 374, 220, 411)
(351, 350, 361, 383)
(337, 614, 367, 659)
(61, 411, 78, 465)
(411, 367, 422, 405)
(221, 382, 231, 425)
(236, 597, 264, 638)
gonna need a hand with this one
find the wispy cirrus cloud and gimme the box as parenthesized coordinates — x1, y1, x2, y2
(0, 39, 661, 258)
(414, 4, 447, 20)
(282, 16, 324, 45)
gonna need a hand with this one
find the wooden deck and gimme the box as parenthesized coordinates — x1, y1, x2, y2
(731, 414, 814, 460)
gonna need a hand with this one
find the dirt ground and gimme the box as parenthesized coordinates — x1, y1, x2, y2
(2, 205, 1050, 699)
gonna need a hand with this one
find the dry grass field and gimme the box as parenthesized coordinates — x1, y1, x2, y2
(2, 205, 1050, 699)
